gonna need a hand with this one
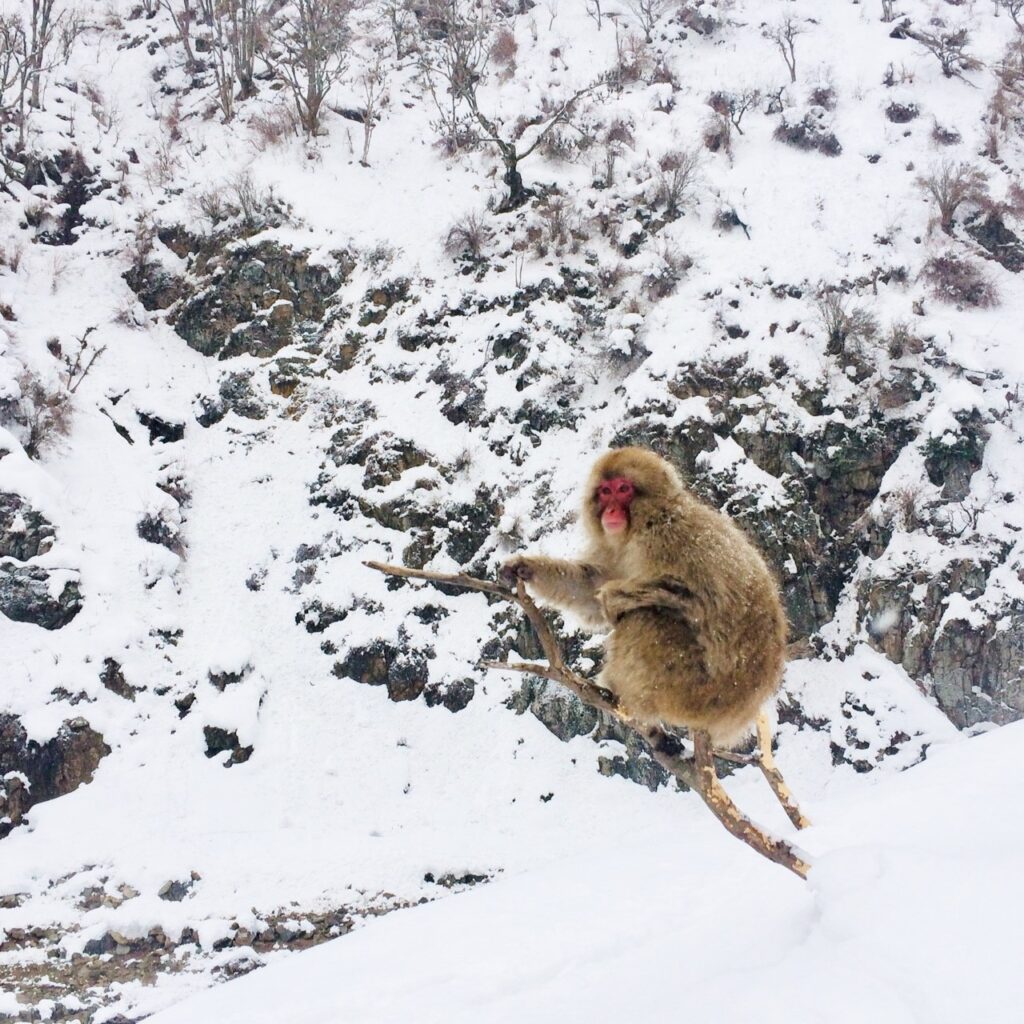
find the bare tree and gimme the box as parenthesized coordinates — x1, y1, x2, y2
(708, 88, 760, 135)
(160, 0, 201, 72)
(626, 0, 671, 45)
(653, 147, 700, 220)
(585, 0, 603, 31)
(198, 0, 264, 120)
(997, 0, 1024, 28)
(917, 161, 989, 234)
(28, 0, 74, 108)
(767, 17, 801, 84)
(0, 15, 32, 156)
(908, 27, 980, 80)
(359, 50, 389, 166)
(418, 0, 603, 211)
(881, 0, 896, 22)
(379, 0, 416, 60)
(266, 0, 352, 136)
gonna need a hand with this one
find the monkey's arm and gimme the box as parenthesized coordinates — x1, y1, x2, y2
(501, 555, 610, 628)
(598, 576, 704, 627)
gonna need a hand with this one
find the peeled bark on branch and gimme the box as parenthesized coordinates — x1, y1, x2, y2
(363, 560, 811, 880)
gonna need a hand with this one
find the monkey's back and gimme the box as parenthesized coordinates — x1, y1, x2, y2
(600, 495, 787, 746)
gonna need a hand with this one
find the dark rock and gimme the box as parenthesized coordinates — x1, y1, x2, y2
(861, 562, 1024, 728)
(0, 563, 82, 628)
(334, 640, 433, 702)
(217, 371, 268, 420)
(0, 714, 109, 836)
(137, 411, 185, 444)
(0, 493, 56, 560)
(923, 416, 986, 502)
(137, 511, 182, 554)
(158, 877, 197, 902)
(964, 211, 1024, 274)
(172, 241, 351, 359)
(423, 678, 476, 712)
(203, 727, 253, 765)
(100, 658, 139, 701)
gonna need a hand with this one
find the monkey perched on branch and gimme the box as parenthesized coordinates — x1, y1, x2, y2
(365, 448, 809, 875)
(502, 447, 787, 748)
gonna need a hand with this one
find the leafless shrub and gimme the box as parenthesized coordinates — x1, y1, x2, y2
(265, 0, 352, 136)
(596, 118, 634, 186)
(703, 114, 731, 155)
(490, 25, 517, 73)
(707, 88, 760, 135)
(887, 483, 928, 531)
(525, 196, 586, 258)
(444, 211, 492, 261)
(358, 50, 390, 166)
(611, 32, 652, 91)
(816, 291, 879, 356)
(773, 115, 841, 156)
(885, 100, 918, 123)
(908, 26, 980, 80)
(917, 161, 988, 234)
(61, 325, 106, 394)
(997, 0, 1024, 28)
(596, 260, 627, 291)
(642, 239, 692, 300)
(809, 84, 836, 111)
(249, 102, 297, 147)
(920, 252, 999, 307)
(192, 171, 286, 231)
(886, 320, 924, 359)
(766, 17, 802, 84)
(2, 369, 73, 458)
(626, 0, 672, 45)
(653, 147, 700, 220)
(931, 121, 961, 145)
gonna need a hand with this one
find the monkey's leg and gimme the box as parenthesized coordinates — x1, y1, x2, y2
(598, 576, 700, 626)
(755, 713, 811, 830)
(691, 730, 810, 879)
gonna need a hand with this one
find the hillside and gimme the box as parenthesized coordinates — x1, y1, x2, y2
(1, 0, 1023, 1019)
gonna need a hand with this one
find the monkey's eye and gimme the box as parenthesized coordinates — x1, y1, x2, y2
(617, 483, 631, 495)
(598, 485, 612, 497)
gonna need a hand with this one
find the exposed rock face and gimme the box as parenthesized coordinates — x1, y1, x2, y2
(0, 715, 110, 837)
(203, 727, 253, 765)
(861, 563, 1024, 728)
(0, 493, 56, 560)
(334, 639, 433, 703)
(171, 241, 351, 359)
(0, 563, 82, 629)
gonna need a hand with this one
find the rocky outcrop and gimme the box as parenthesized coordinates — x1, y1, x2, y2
(171, 241, 351, 359)
(0, 563, 82, 628)
(860, 562, 1024, 728)
(0, 493, 56, 561)
(0, 715, 109, 837)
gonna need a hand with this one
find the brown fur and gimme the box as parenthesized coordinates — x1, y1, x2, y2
(504, 448, 788, 746)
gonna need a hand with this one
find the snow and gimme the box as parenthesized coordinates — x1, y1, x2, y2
(146, 723, 1024, 1024)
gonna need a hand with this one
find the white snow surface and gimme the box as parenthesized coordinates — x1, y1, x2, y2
(148, 722, 1024, 1024)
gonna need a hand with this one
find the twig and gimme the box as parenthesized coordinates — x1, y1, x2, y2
(364, 560, 811, 879)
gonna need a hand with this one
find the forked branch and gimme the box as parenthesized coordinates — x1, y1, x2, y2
(363, 560, 811, 879)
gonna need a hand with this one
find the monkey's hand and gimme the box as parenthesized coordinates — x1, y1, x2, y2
(499, 555, 537, 586)
(598, 576, 701, 626)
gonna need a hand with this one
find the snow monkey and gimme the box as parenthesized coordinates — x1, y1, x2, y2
(501, 447, 788, 747)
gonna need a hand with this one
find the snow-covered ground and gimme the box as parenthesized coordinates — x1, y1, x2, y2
(145, 721, 1024, 1024)
(2, 0, 1024, 1019)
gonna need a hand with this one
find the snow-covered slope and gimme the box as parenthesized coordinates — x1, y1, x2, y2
(2, 0, 1024, 1019)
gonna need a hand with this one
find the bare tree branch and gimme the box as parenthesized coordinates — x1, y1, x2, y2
(364, 560, 811, 879)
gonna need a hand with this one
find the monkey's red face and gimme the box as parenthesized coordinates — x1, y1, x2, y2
(597, 476, 635, 534)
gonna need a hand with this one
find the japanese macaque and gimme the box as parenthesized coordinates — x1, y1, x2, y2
(502, 447, 787, 747)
